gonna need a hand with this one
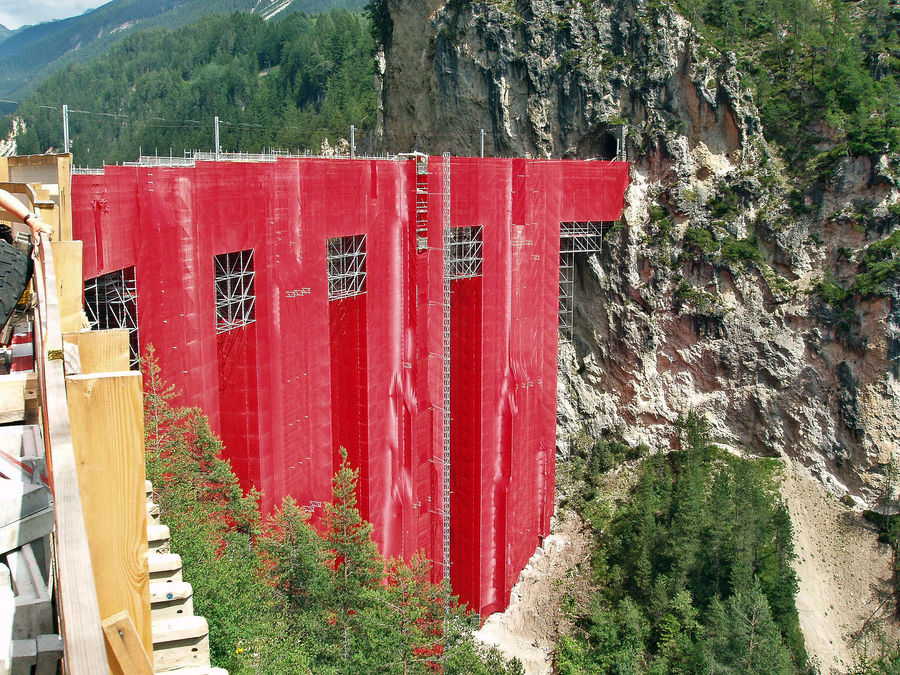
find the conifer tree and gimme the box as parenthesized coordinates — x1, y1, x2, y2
(261, 496, 330, 614)
(382, 553, 447, 674)
(322, 448, 383, 662)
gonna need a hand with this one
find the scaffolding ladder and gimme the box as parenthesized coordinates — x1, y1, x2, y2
(440, 154, 452, 587)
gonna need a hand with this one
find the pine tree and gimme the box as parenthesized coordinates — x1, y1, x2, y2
(706, 579, 795, 674)
(322, 448, 383, 664)
(382, 553, 448, 674)
(261, 496, 330, 614)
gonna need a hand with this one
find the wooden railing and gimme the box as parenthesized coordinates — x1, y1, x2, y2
(1, 181, 111, 672)
(32, 233, 110, 673)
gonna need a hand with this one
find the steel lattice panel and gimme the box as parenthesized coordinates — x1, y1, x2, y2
(215, 250, 256, 333)
(559, 222, 607, 339)
(447, 226, 483, 280)
(83, 266, 140, 367)
(327, 234, 367, 300)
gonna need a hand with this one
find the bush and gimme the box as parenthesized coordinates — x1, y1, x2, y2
(707, 190, 740, 219)
(683, 226, 718, 254)
(721, 236, 763, 264)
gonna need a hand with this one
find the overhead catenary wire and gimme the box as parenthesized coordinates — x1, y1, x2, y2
(6, 94, 565, 166)
(6, 96, 505, 140)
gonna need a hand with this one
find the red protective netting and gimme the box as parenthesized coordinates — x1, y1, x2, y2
(72, 157, 629, 616)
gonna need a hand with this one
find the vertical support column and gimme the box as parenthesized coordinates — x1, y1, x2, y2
(56, 153, 73, 242)
(441, 153, 451, 586)
(65, 370, 152, 674)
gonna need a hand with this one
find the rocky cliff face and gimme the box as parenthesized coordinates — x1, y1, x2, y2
(379, 0, 900, 503)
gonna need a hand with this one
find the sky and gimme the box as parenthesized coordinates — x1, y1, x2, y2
(0, 0, 107, 30)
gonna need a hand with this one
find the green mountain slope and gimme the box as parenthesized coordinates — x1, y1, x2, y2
(672, 0, 900, 163)
(0, 0, 365, 99)
(0, 24, 12, 44)
(8, 10, 375, 166)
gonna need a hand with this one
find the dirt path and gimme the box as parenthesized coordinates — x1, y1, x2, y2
(474, 510, 594, 674)
(782, 459, 898, 673)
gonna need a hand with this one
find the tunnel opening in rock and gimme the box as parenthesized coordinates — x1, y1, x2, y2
(578, 126, 622, 160)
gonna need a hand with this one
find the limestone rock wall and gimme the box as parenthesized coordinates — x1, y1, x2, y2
(379, 0, 900, 503)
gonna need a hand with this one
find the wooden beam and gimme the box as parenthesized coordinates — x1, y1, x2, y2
(32, 235, 110, 673)
(62, 331, 130, 374)
(0, 157, 8, 182)
(65, 371, 152, 670)
(50, 241, 82, 334)
(0, 373, 28, 424)
(57, 154, 72, 242)
(101, 612, 153, 675)
(36, 187, 61, 242)
(0, 181, 38, 223)
(7, 154, 72, 241)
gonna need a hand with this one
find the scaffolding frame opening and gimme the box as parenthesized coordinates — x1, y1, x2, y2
(559, 222, 607, 340)
(215, 249, 256, 334)
(327, 234, 367, 301)
(447, 226, 483, 280)
(83, 266, 140, 367)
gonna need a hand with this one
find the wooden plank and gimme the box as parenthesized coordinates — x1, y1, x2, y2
(101, 612, 153, 675)
(0, 182, 38, 206)
(32, 234, 110, 673)
(0, 373, 27, 424)
(50, 241, 83, 335)
(35, 188, 61, 242)
(57, 154, 72, 242)
(151, 617, 210, 671)
(23, 373, 38, 426)
(65, 371, 152, 671)
(62, 330, 130, 374)
(0, 157, 8, 182)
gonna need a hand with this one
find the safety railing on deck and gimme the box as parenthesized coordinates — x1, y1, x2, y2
(4, 159, 154, 673)
(10, 198, 110, 671)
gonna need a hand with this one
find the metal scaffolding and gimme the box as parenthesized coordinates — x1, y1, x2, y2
(415, 155, 429, 252)
(441, 153, 452, 587)
(559, 222, 605, 340)
(214, 250, 256, 334)
(83, 266, 140, 367)
(327, 234, 367, 301)
(447, 226, 483, 280)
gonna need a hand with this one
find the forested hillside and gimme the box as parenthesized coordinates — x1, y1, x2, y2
(673, 0, 900, 164)
(6, 10, 374, 165)
(557, 417, 808, 673)
(0, 0, 365, 99)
